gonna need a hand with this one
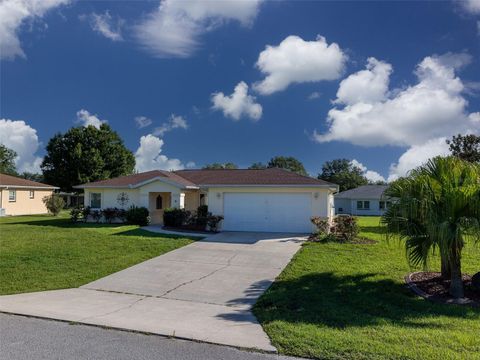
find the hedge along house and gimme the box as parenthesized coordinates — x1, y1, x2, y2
(334, 184, 391, 216)
(0, 173, 58, 216)
(75, 168, 338, 233)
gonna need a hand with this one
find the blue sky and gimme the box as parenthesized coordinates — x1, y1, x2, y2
(1, 0, 479, 181)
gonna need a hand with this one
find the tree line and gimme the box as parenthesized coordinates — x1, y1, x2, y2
(1, 125, 479, 192)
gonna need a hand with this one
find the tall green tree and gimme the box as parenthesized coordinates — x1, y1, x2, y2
(267, 156, 307, 176)
(318, 159, 368, 191)
(382, 156, 480, 298)
(20, 172, 44, 183)
(446, 134, 480, 163)
(41, 124, 135, 191)
(0, 144, 18, 175)
(248, 162, 267, 169)
(203, 162, 238, 169)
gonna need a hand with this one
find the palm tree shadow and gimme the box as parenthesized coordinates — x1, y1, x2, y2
(216, 272, 479, 328)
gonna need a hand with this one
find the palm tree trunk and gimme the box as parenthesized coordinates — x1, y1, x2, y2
(449, 254, 464, 299)
(441, 255, 451, 278)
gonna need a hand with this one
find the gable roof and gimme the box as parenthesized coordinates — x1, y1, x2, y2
(335, 185, 389, 199)
(0, 173, 57, 189)
(75, 168, 337, 189)
(75, 170, 197, 189)
(174, 168, 336, 187)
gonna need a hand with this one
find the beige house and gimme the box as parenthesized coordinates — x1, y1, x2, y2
(75, 168, 338, 233)
(0, 173, 58, 216)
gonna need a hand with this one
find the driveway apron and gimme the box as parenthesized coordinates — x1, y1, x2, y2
(0, 232, 305, 352)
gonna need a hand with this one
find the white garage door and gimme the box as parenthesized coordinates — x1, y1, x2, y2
(222, 192, 312, 233)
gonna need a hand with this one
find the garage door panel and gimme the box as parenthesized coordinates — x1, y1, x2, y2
(222, 193, 312, 233)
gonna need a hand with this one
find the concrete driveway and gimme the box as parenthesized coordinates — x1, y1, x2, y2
(0, 232, 305, 352)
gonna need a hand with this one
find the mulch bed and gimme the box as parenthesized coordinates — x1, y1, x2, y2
(406, 272, 480, 307)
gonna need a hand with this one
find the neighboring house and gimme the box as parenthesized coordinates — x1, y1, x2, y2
(335, 184, 390, 216)
(75, 168, 338, 233)
(0, 173, 58, 216)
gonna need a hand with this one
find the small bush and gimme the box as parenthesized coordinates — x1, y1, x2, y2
(310, 216, 330, 237)
(117, 208, 127, 223)
(333, 215, 359, 242)
(163, 208, 189, 227)
(42, 194, 65, 216)
(207, 215, 224, 232)
(102, 207, 118, 224)
(82, 206, 91, 222)
(70, 208, 82, 222)
(196, 205, 209, 229)
(91, 209, 102, 223)
(126, 206, 150, 226)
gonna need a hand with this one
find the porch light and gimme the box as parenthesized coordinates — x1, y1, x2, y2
(314, 192, 319, 199)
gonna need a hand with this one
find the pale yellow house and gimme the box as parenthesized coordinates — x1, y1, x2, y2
(0, 173, 58, 216)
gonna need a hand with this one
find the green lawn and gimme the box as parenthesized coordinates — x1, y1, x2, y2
(254, 216, 480, 360)
(0, 213, 197, 295)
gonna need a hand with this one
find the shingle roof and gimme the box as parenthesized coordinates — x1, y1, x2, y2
(0, 173, 57, 189)
(75, 170, 197, 188)
(174, 168, 335, 186)
(335, 185, 389, 199)
(75, 168, 337, 188)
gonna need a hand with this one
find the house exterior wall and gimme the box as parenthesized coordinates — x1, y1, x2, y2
(84, 188, 141, 209)
(1, 188, 53, 216)
(335, 197, 387, 216)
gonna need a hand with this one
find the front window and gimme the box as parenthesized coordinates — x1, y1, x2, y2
(357, 200, 370, 210)
(29, 190, 35, 199)
(379, 201, 385, 210)
(90, 193, 101, 208)
(8, 190, 16, 202)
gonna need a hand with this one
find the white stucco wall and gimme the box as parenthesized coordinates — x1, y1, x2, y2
(84, 188, 140, 209)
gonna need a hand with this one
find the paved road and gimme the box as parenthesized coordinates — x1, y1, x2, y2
(0, 232, 305, 351)
(0, 314, 301, 360)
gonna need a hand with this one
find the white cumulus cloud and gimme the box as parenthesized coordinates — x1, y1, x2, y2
(153, 114, 188, 136)
(211, 81, 262, 121)
(134, 0, 262, 58)
(253, 35, 347, 95)
(0, 119, 42, 172)
(350, 159, 386, 183)
(388, 137, 450, 182)
(82, 11, 124, 41)
(315, 53, 478, 147)
(460, 0, 480, 14)
(0, 0, 70, 60)
(135, 134, 185, 172)
(76, 109, 107, 129)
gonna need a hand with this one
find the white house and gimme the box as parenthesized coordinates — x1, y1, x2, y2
(334, 185, 390, 216)
(75, 168, 338, 233)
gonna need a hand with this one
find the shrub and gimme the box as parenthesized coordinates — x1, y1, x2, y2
(333, 215, 359, 242)
(102, 207, 118, 224)
(117, 208, 127, 223)
(42, 194, 65, 216)
(91, 209, 102, 223)
(310, 216, 330, 237)
(70, 208, 82, 222)
(196, 205, 209, 229)
(82, 206, 91, 222)
(126, 206, 150, 226)
(207, 215, 224, 232)
(163, 208, 189, 227)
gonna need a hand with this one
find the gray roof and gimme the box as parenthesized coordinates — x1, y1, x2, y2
(335, 185, 389, 199)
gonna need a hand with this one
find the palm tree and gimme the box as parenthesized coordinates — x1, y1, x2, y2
(382, 156, 480, 298)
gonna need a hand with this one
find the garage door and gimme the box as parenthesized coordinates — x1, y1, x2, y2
(222, 192, 312, 233)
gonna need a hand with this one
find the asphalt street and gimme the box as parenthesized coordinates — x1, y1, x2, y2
(0, 314, 301, 360)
